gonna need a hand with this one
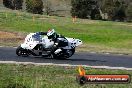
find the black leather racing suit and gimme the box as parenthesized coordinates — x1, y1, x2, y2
(36, 32, 68, 51)
(53, 34, 68, 48)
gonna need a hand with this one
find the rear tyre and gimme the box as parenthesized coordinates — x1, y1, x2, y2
(16, 46, 22, 56)
(16, 46, 29, 57)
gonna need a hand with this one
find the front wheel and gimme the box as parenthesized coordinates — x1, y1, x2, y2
(52, 48, 75, 59)
(65, 48, 75, 58)
(16, 46, 29, 57)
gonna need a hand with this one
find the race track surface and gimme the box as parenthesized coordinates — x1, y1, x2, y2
(0, 47, 132, 68)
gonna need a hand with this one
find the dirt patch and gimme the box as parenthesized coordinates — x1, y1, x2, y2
(0, 31, 24, 46)
(0, 31, 18, 38)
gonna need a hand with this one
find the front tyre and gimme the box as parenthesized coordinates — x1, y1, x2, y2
(16, 46, 29, 57)
(65, 48, 75, 58)
(52, 48, 75, 59)
(70, 48, 75, 56)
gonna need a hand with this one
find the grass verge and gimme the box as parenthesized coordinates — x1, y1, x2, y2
(0, 64, 131, 88)
(0, 10, 132, 54)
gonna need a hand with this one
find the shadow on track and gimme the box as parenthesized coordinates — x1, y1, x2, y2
(33, 56, 106, 63)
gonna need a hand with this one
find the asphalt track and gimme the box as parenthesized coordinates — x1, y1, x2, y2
(0, 47, 132, 69)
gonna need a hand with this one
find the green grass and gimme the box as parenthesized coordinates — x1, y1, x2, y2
(0, 64, 131, 88)
(0, 10, 132, 54)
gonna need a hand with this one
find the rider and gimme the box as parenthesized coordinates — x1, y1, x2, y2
(47, 29, 68, 54)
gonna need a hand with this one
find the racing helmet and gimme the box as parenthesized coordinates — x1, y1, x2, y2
(47, 29, 57, 40)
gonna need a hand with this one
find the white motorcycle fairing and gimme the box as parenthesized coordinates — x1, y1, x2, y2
(21, 33, 82, 50)
(21, 33, 54, 50)
(17, 32, 83, 59)
(21, 33, 38, 49)
(66, 37, 82, 47)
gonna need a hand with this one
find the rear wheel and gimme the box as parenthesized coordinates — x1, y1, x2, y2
(16, 46, 29, 57)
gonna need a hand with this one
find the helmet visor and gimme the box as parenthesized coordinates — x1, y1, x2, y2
(48, 34, 54, 39)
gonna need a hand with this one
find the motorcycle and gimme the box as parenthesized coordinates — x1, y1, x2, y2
(16, 32, 82, 59)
